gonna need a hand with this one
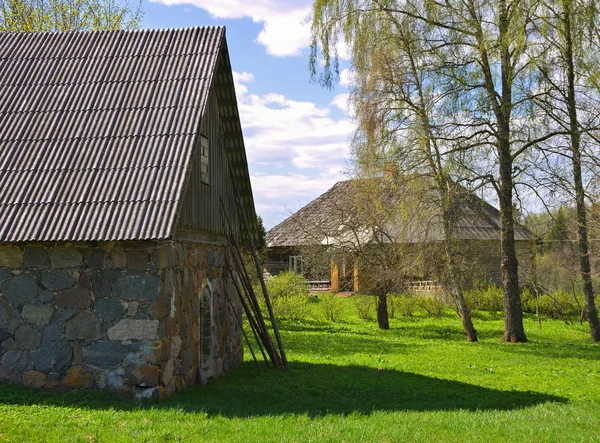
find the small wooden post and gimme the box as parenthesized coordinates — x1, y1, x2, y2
(330, 258, 339, 293)
(353, 262, 359, 293)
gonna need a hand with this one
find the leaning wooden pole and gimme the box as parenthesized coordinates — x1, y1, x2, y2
(220, 200, 282, 367)
(225, 255, 271, 368)
(227, 165, 289, 368)
(221, 211, 273, 367)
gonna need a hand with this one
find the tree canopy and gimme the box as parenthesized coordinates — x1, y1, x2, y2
(0, 0, 143, 32)
(309, 0, 600, 342)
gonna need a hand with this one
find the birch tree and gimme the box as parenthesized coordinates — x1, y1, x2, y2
(343, 11, 479, 340)
(530, 0, 600, 341)
(310, 0, 544, 342)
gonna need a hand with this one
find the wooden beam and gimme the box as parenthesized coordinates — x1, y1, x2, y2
(331, 259, 339, 293)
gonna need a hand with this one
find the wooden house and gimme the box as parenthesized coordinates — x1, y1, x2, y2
(266, 179, 536, 292)
(0, 27, 256, 397)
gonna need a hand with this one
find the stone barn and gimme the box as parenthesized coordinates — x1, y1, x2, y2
(0, 27, 257, 397)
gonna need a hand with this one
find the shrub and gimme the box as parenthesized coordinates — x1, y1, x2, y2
(265, 271, 311, 321)
(464, 285, 504, 313)
(352, 294, 374, 321)
(418, 291, 447, 317)
(522, 288, 582, 322)
(320, 292, 345, 322)
(387, 294, 397, 318)
(388, 292, 419, 318)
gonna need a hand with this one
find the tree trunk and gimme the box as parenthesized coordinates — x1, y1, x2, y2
(443, 241, 477, 341)
(498, 135, 527, 342)
(453, 287, 478, 342)
(441, 205, 477, 342)
(563, 0, 600, 341)
(377, 293, 389, 329)
(497, 0, 526, 343)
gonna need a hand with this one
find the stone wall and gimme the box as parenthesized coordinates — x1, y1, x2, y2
(0, 240, 243, 398)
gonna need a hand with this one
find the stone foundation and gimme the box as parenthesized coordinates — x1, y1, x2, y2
(0, 240, 243, 397)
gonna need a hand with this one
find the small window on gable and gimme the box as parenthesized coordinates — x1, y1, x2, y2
(200, 135, 209, 184)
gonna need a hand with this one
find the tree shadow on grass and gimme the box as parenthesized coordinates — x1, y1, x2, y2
(492, 340, 600, 361)
(282, 321, 374, 336)
(391, 323, 508, 342)
(0, 362, 566, 417)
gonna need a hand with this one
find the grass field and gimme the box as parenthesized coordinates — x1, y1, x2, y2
(1, 300, 599, 442)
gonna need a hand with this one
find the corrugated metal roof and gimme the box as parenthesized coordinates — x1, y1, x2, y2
(266, 179, 536, 248)
(0, 27, 230, 242)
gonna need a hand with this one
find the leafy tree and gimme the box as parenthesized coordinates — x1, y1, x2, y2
(256, 216, 267, 266)
(338, 10, 478, 340)
(0, 0, 142, 32)
(546, 207, 571, 246)
(309, 0, 545, 342)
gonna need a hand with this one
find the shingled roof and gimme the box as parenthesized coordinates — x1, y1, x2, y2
(267, 179, 536, 248)
(0, 27, 255, 242)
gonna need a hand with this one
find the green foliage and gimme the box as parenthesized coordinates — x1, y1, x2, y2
(265, 271, 311, 321)
(352, 293, 374, 321)
(0, 0, 143, 31)
(545, 207, 571, 244)
(462, 285, 584, 323)
(0, 0, 143, 32)
(522, 288, 583, 322)
(465, 286, 505, 313)
(1, 300, 599, 442)
(418, 291, 447, 318)
(319, 292, 345, 322)
(255, 216, 267, 266)
(388, 292, 419, 318)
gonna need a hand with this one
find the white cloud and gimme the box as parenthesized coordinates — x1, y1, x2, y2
(256, 8, 312, 57)
(233, 71, 354, 168)
(252, 172, 345, 200)
(232, 71, 254, 96)
(150, 0, 312, 56)
(331, 93, 350, 113)
(232, 71, 356, 228)
(252, 172, 347, 229)
(233, 71, 254, 83)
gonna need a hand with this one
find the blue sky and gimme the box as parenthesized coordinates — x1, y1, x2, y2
(141, 0, 355, 229)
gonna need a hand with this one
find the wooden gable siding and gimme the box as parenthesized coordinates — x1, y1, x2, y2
(176, 87, 240, 240)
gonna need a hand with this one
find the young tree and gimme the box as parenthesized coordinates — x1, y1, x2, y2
(0, 0, 142, 32)
(310, 0, 542, 341)
(346, 12, 478, 340)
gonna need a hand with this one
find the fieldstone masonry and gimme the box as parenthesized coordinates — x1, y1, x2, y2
(0, 241, 243, 398)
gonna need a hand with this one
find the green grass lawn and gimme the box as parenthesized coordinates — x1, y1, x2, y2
(1, 301, 600, 442)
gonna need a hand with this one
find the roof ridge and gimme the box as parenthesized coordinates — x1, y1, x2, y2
(0, 26, 226, 37)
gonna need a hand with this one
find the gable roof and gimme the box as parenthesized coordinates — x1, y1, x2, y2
(0, 27, 255, 242)
(266, 179, 536, 248)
